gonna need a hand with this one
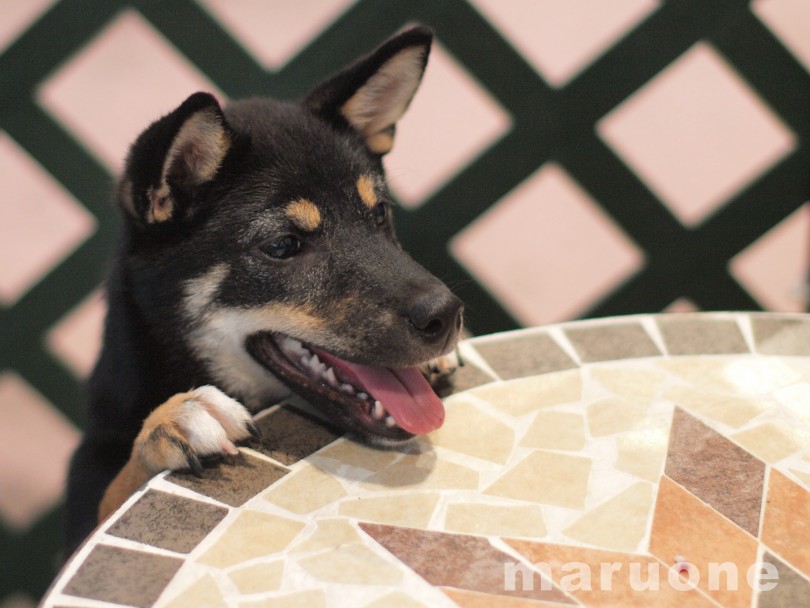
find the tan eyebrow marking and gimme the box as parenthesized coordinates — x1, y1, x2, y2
(285, 198, 321, 231)
(357, 175, 378, 209)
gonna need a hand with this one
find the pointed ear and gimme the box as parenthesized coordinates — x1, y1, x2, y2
(119, 92, 231, 225)
(306, 26, 432, 155)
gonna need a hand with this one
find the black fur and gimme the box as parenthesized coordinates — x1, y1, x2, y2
(65, 26, 462, 555)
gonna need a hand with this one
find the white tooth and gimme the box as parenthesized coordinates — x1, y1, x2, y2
(300, 354, 311, 369)
(340, 384, 355, 395)
(323, 367, 338, 387)
(282, 337, 307, 356)
(357, 392, 368, 400)
(385, 415, 397, 428)
(373, 401, 385, 420)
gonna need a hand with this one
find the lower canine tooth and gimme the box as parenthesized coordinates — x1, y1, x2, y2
(385, 416, 397, 428)
(323, 368, 338, 387)
(373, 401, 385, 420)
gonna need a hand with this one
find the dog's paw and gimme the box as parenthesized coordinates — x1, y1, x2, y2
(134, 385, 259, 476)
(421, 349, 463, 388)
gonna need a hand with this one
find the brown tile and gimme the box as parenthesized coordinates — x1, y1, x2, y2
(752, 316, 810, 356)
(249, 404, 342, 465)
(62, 544, 183, 607)
(650, 476, 759, 608)
(106, 489, 227, 553)
(360, 523, 573, 605)
(505, 540, 715, 607)
(167, 450, 288, 507)
(442, 588, 571, 607)
(665, 408, 765, 536)
(657, 316, 749, 355)
(757, 551, 810, 608)
(564, 323, 660, 363)
(761, 469, 810, 578)
(443, 360, 497, 395)
(473, 333, 577, 380)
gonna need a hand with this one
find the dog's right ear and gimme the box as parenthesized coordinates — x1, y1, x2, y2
(118, 92, 231, 226)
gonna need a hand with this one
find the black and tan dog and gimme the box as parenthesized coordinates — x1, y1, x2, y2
(65, 26, 463, 554)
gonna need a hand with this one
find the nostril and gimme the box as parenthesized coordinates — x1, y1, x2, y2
(408, 291, 463, 341)
(421, 318, 444, 337)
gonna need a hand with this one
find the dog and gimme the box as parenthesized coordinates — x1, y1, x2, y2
(64, 25, 463, 555)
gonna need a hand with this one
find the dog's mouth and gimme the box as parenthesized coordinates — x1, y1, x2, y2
(246, 332, 445, 442)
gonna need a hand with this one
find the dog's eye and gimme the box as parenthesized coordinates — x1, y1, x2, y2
(258, 236, 302, 260)
(372, 202, 388, 226)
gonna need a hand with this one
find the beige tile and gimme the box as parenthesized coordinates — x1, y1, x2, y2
(197, 510, 304, 569)
(164, 575, 225, 608)
(425, 399, 514, 464)
(239, 590, 326, 608)
(291, 518, 361, 554)
(587, 397, 647, 436)
(485, 450, 591, 509)
(659, 357, 800, 395)
(774, 382, 810, 425)
(362, 450, 479, 490)
(263, 462, 346, 514)
(520, 411, 586, 450)
(339, 493, 440, 529)
(615, 427, 669, 482)
(732, 421, 808, 463)
(298, 543, 403, 585)
(563, 482, 654, 552)
(363, 591, 429, 607)
(791, 469, 810, 490)
(444, 502, 546, 538)
(665, 386, 766, 428)
(315, 438, 401, 471)
(228, 560, 284, 594)
(590, 366, 666, 404)
(472, 370, 583, 416)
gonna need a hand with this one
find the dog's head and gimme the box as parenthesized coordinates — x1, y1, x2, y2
(117, 26, 463, 444)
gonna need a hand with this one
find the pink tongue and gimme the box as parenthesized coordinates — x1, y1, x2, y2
(316, 353, 445, 434)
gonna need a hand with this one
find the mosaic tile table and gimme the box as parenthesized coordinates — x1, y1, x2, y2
(42, 313, 810, 608)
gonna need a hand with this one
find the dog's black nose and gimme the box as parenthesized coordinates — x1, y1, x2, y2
(408, 290, 464, 343)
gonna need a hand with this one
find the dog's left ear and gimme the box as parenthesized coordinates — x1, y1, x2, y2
(306, 26, 432, 155)
(120, 92, 231, 225)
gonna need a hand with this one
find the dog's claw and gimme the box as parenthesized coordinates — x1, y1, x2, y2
(247, 420, 262, 441)
(187, 452, 204, 477)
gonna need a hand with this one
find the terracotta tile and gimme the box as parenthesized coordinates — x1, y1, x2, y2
(650, 476, 759, 608)
(360, 524, 573, 604)
(339, 493, 440, 529)
(444, 503, 547, 539)
(197, 510, 304, 569)
(657, 317, 749, 355)
(164, 574, 225, 608)
(472, 370, 583, 417)
(761, 469, 810, 578)
(298, 543, 403, 584)
(563, 482, 654, 552)
(752, 317, 810, 356)
(565, 323, 660, 363)
(425, 398, 515, 464)
(474, 333, 577, 380)
(757, 551, 810, 608)
(167, 450, 288, 507)
(228, 560, 284, 594)
(106, 489, 227, 553)
(262, 461, 346, 514)
(731, 422, 807, 464)
(665, 386, 766, 428)
(442, 587, 571, 607)
(249, 404, 342, 465)
(665, 408, 765, 535)
(62, 544, 183, 607)
(521, 412, 586, 451)
(485, 450, 591, 509)
(506, 540, 715, 607)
